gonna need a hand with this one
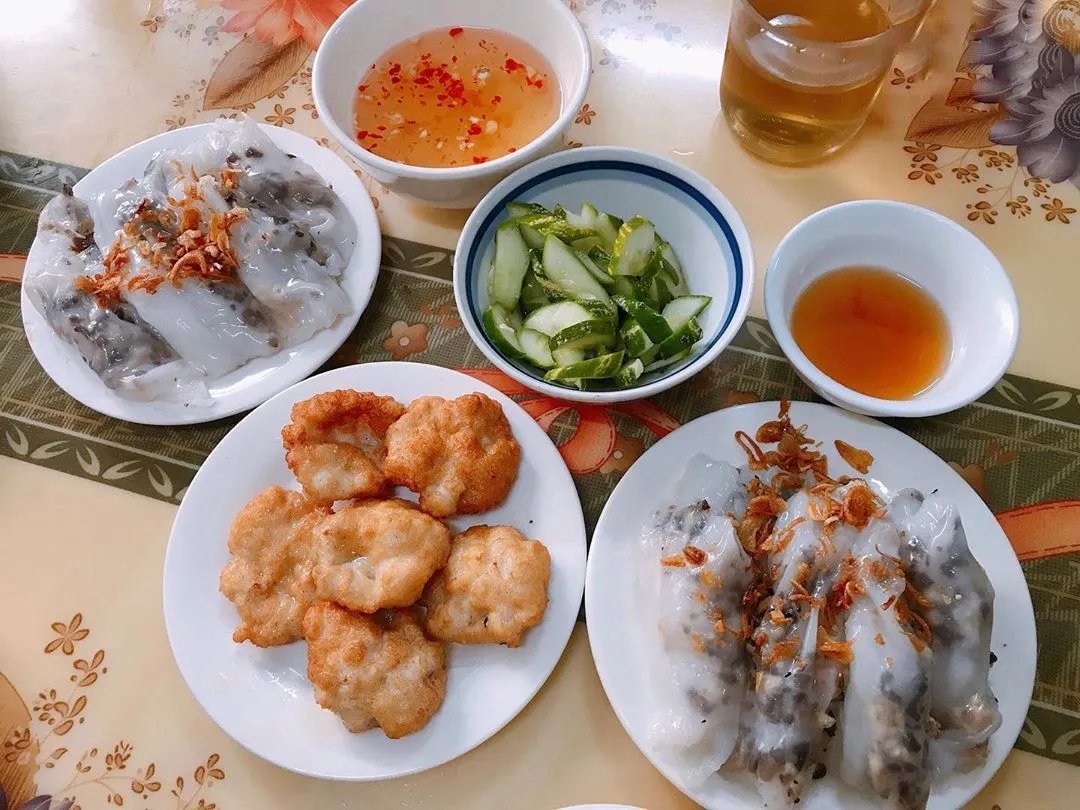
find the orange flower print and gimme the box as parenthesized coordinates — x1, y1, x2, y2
(574, 103, 596, 125)
(383, 321, 428, 360)
(220, 0, 357, 51)
(458, 369, 679, 474)
(949, 462, 988, 502)
(599, 434, 645, 474)
(718, 387, 761, 407)
(44, 613, 89, 655)
(1041, 198, 1076, 224)
(421, 302, 462, 328)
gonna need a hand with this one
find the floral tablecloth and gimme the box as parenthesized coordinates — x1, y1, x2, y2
(2, 1, 1080, 808)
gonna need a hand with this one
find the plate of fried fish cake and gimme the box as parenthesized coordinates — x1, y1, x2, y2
(164, 362, 587, 780)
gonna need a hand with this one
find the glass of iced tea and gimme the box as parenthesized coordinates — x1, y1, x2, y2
(720, 0, 909, 165)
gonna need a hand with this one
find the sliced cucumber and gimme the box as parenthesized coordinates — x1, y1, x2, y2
(542, 235, 612, 304)
(593, 212, 622, 250)
(614, 358, 645, 388)
(550, 320, 617, 352)
(643, 348, 692, 374)
(520, 223, 545, 251)
(588, 245, 612, 269)
(620, 318, 654, 358)
(544, 350, 626, 381)
(565, 201, 599, 230)
(506, 201, 550, 218)
(522, 300, 614, 337)
(613, 276, 636, 298)
(552, 346, 586, 366)
(575, 248, 615, 289)
(658, 243, 690, 297)
(657, 316, 703, 358)
(514, 213, 595, 245)
(662, 295, 712, 332)
(488, 222, 531, 310)
(610, 216, 656, 276)
(520, 269, 565, 313)
(612, 295, 672, 343)
(518, 328, 555, 368)
(552, 203, 568, 218)
(482, 305, 525, 359)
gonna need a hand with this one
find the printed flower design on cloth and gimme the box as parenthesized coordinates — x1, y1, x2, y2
(220, 0, 356, 50)
(598, 434, 644, 474)
(43, 616, 88, 657)
(948, 441, 1018, 502)
(420, 302, 462, 329)
(457, 369, 679, 474)
(574, 103, 597, 125)
(383, 321, 429, 360)
(0, 615, 227, 810)
(899, 0, 1080, 220)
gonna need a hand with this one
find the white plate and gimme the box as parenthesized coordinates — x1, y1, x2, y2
(163, 362, 587, 780)
(21, 123, 381, 426)
(585, 401, 1036, 810)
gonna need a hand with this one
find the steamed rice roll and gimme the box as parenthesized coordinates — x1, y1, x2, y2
(894, 490, 1001, 751)
(840, 518, 933, 810)
(646, 459, 751, 786)
(25, 191, 203, 401)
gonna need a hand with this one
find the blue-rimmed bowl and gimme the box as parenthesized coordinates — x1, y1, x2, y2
(453, 146, 755, 403)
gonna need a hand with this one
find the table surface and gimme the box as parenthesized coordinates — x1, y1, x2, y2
(2, 1, 1080, 808)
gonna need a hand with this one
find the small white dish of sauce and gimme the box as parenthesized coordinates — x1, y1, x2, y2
(764, 200, 1020, 418)
(313, 0, 590, 208)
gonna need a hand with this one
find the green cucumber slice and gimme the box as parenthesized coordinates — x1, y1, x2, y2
(523, 300, 614, 337)
(549, 320, 617, 352)
(518, 328, 555, 368)
(614, 358, 645, 388)
(542, 235, 611, 303)
(575, 249, 615, 289)
(662, 295, 712, 332)
(657, 316, 703, 358)
(514, 213, 595, 244)
(610, 216, 656, 276)
(593, 212, 622, 250)
(612, 295, 672, 343)
(643, 348, 692, 374)
(565, 201, 599, 230)
(620, 317, 654, 358)
(488, 222, 531, 310)
(482, 305, 525, 359)
(544, 350, 626, 381)
(657, 243, 690, 297)
(520, 223, 545, 250)
(506, 201, 550, 218)
(552, 346, 586, 366)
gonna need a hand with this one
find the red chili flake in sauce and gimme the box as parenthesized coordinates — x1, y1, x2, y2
(356, 130, 369, 139)
(377, 125, 387, 131)
(472, 156, 488, 164)
(505, 58, 524, 72)
(358, 84, 368, 92)
(388, 63, 401, 75)
(492, 95, 502, 106)
(527, 77, 545, 89)
(467, 123, 482, 136)
(448, 27, 464, 36)
(508, 147, 517, 153)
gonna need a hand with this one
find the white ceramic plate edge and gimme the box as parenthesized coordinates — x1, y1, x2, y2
(163, 362, 587, 780)
(20, 122, 381, 426)
(585, 401, 1036, 810)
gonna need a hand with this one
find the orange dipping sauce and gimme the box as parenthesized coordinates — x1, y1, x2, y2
(352, 26, 560, 168)
(790, 266, 950, 400)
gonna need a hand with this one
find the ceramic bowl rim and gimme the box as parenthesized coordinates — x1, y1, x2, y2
(763, 199, 1021, 418)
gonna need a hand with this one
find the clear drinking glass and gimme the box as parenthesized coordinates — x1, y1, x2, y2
(720, 0, 909, 166)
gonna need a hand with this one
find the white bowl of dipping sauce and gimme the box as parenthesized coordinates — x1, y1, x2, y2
(313, 0, 591, 209)
(764, 200, 1020, 418)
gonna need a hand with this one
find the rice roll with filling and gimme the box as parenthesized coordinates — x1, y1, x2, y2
(24, 191, 203, 400)
(840, 517, 933, 810)
(646, 458, 751, 786)
(893, 489, 1001, 755)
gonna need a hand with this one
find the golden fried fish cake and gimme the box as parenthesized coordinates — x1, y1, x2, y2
(384, 393, 521, 518)
(281, 390, 405, 505)
(303, 602, 447, 738)
(312, 499, 451, 612)
(423, 525, 551, 647)
(219, 486, 320, 647)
